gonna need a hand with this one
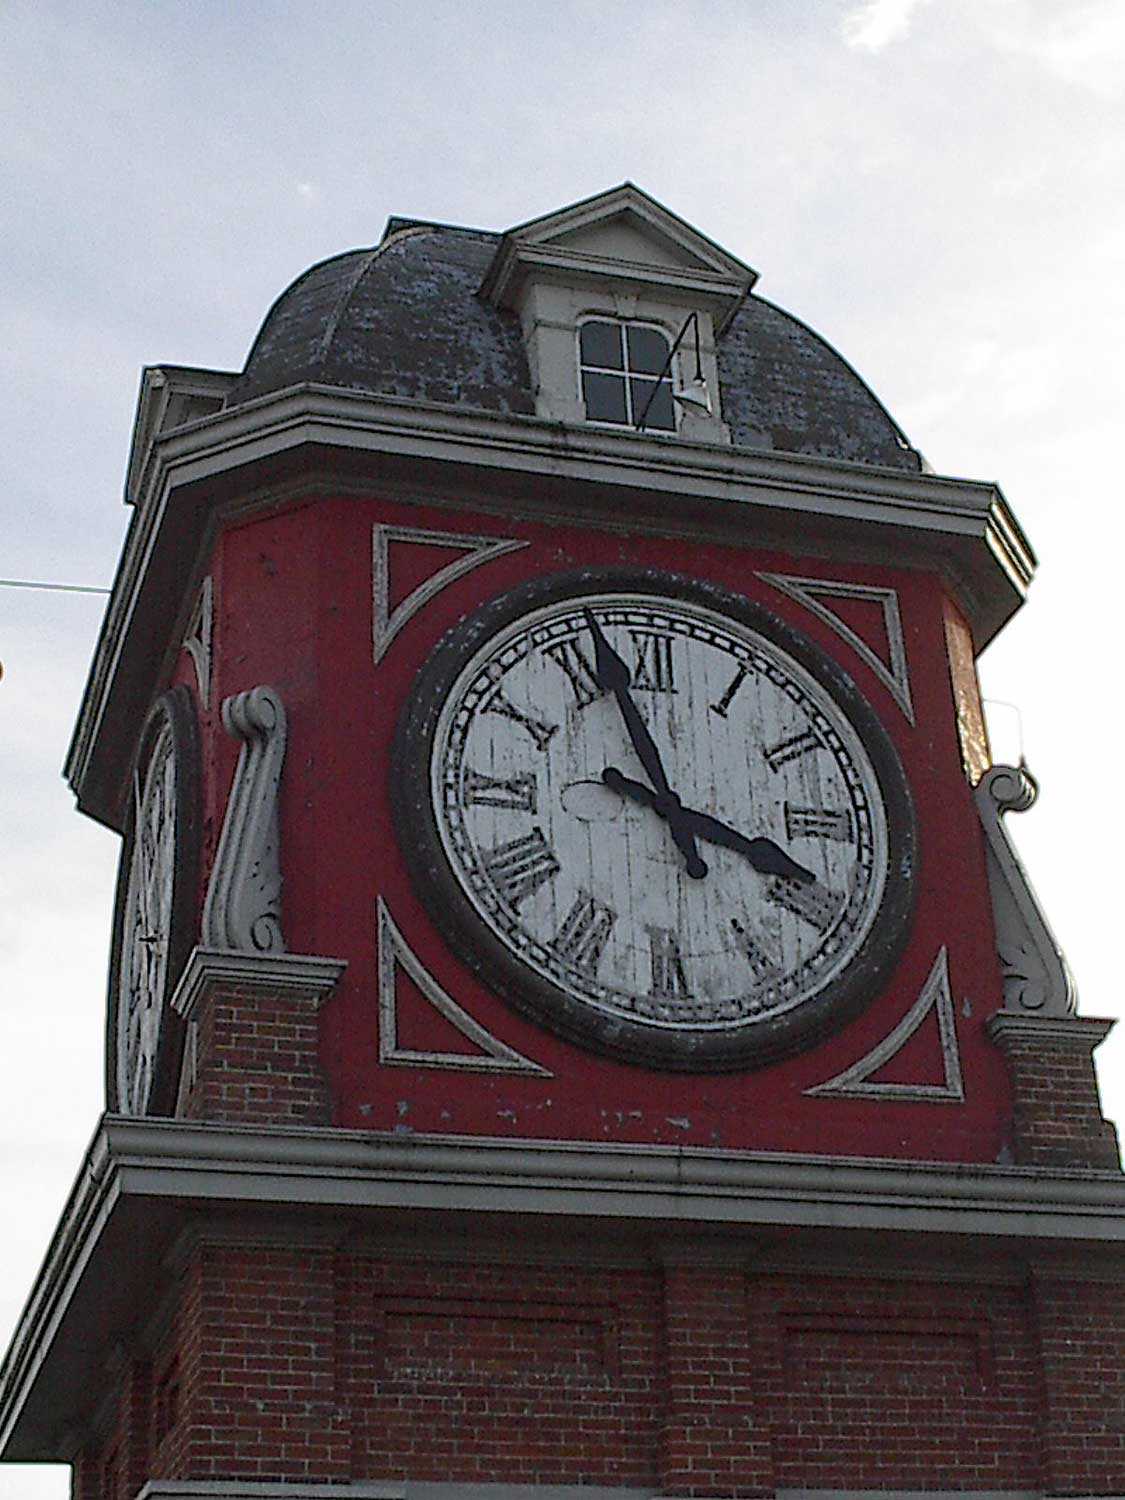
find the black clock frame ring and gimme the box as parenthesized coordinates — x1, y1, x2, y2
(105, 685, 202, 1116)
(392, 567, 917, 1073)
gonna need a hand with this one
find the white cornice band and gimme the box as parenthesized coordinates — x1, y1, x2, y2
(65, 385, 1035, 818)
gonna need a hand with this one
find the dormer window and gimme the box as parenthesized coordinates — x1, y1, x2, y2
(481, 182, 757, 445)
(578, 319, 675, 432)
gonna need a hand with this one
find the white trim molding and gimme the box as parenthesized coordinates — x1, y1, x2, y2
(66, 382, 1036, 826)
(202, 686, 287, 953)
(181, 574, 213, 708)
(757, 571, 914, 724)
(806, 948, 964, 1104)
(377, 899, 550, 1074)
(170, 947, 347, 1023)
(372, 523, 526, 664)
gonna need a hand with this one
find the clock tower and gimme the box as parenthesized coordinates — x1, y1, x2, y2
(2, 184, 1123, 1499)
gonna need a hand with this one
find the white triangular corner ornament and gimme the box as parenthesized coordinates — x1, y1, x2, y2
(372, 524, 527, 664)
(805, 947, 964, 1103)
(756, 572, 915, 725)
(377, 898, 551, 1075)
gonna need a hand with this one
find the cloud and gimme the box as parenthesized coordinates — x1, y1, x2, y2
(976, 0, 1125, 97)
(840, 0, 932, 51)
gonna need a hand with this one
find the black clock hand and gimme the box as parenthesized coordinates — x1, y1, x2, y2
(583, 608, 707, 879)
(602, 767, 816, 883)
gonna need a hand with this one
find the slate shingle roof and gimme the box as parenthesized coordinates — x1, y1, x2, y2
(227, 221, 920, 472)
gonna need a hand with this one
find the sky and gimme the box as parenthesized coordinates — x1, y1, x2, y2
(2, 0, 1123, 1494)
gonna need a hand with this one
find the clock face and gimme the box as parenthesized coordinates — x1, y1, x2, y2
(107, 687, 200, 1115)
(117, 720, 177, 1115)
(394, 570, 915, 1070)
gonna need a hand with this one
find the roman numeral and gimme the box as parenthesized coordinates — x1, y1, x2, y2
(766, 876, 842, 934)
(484, 690, 558, 751)
(729, 917, 782, 980)
(710, 665, 749, 718)
(647, 926, 690, 999)
(463, 768, 538, 812)
(482, 828, 560, 907)
(784, 804, 852, 842)
(764, 728, 821, 771)
(554, 892, 616, 973)
(543, 637, 602, 708)
(630, 630, 675, 692)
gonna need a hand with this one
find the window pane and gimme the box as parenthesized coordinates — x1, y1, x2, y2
(632, 378, 675, 431)
(627, 325, 669, 375)
(583, 371, 629, 424)
(579, 321, 623, 370)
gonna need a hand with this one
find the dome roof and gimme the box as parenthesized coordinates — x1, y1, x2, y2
(227, 218, 919, 472)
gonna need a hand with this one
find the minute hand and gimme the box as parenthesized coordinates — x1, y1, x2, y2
(583, 609, 707, 879)
(602, 768, 816, 883)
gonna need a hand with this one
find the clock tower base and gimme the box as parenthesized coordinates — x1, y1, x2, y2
(5, 1118, 1122, 1500)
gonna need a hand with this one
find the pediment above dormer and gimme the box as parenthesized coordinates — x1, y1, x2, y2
(480, 182, 757, 330)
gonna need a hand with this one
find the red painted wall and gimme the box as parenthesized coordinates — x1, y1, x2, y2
(182, 491, 1011, 1163)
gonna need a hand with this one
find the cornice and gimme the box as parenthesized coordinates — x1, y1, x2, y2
(2, 1116, 1124, 1461)
(65, 385, 1035, 825)
(169, 948, 348, 1022)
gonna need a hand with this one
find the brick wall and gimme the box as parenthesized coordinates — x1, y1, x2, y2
(988, 1014, 1120, 1169)
(177, 978, 330, 1128)
(75, 1233, 1125, 1497)
(1033, 1267, 1125, 1494)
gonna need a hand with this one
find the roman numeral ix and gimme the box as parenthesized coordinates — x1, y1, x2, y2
(463, 768, 538, 812)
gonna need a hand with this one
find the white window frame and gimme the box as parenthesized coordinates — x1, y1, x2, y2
(576, 317, 677, 432)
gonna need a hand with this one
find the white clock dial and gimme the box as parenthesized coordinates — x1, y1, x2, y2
(117, 721, 177, 1115)
(396, 573, 914, 1069)
(108, 688, 200, 1115)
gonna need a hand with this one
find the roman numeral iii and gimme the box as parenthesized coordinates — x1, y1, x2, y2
(784, 804, 852, 842)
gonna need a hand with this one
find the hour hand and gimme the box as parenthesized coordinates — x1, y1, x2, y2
(680, 805, 815, 883)
(602, 768, 814, 883)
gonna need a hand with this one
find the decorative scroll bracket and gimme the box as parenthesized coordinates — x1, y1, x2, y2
(975, 764, 1076, 1016)
(201, 686, 286, 954)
